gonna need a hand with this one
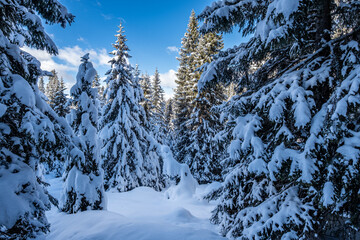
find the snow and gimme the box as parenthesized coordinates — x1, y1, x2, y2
(12, 74, 35, 107)
(0, 103, 6, 117)
(46, 176, 225, 240)
(165, 166, 198, 200)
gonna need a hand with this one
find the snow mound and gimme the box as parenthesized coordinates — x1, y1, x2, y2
(164, 207, 198, 223)
(47, 210, 225, 240)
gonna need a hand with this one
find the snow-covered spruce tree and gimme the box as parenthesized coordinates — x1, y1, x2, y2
(100, 24, 164, 192)
(184, 31, 226, 183)
(174, 10, 201, 162)
(92, 73, 105, 114)
(43, 77, 69, 176)
(46, 69, 60, 107)
(139, 72, 153, 120)
(164, 98, 175, 146)
(61, 54, 106, 213)
(53, 78, 69, 117)
(164, 98, 174, 129)
(198, 0, 360, 239)
(0, 0, 74, 238)
(151, 68, 167, 144)
(38, 76, 45, 93)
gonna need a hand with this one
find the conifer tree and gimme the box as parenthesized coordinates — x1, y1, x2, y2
(61, 54, 106, 213)
(139, 73, 153, 120)
(151, 68, 167, 144)
(53, 78, 69, 117)
(164, 98, 174, 130)
(174, 10, 201, 162)
(0, 0, 74, 238)
(46, 69, 60, 107)
(92, 73, 105, 114)
(152, 68, 165, 113)
(98, 85, 105, 107)
(164, 98, 175, 146)
(199, 0, 360, 239)
(184, 31, 225, 183)
(100, 24, 164, 192)
(38, 76, 45, 93)
(92, 73, 101, 89)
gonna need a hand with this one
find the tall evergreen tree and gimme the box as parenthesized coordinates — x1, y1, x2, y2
(184, 31, 225, 183)
(100, 24, 164, 192)
(152, 68, 165, 113)
(46, 69, 60, 107)
(164, 98, 175, 130)
(92, 73, 105, 114)
(61, 54, 106, 213)
(164, 98, 175, 146)
(139, 73, 153, 120)
(174, 10, 200, 121)
(173, 10, 201, 162)
(92, 73, 101, 89)
(38, 76, 45, 93)
(53, 78, 69, 117)
(151, 68, 167, 144)
(0, 0, 74, 238)
(199, 0, 360, 239)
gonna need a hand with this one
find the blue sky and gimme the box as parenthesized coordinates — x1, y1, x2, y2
(28, 0, 246, 98)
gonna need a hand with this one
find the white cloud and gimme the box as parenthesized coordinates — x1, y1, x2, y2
(166, 46, 179, 54)
(77, 37, 85, 42)
(159, 69, 177, 89)
(22, 45, 111, 88)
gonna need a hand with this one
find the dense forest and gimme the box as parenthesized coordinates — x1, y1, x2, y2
(1, 0, 359, 239)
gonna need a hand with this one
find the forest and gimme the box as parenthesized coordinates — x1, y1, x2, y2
(0, 0, 360, 240)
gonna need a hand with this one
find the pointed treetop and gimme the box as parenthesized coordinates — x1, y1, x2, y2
(111, 23, 131, 64)
(81, 53, 90, 63)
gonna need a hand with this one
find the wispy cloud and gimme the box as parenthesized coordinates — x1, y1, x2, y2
(166, 46, 179, 54)
(101, 13, 113, 20)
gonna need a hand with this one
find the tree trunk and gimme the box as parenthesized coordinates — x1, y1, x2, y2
(316, 0, 332, 43)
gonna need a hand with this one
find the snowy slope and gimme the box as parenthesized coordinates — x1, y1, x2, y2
(46, 176, 225, 240)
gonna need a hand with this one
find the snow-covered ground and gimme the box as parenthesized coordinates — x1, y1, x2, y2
(46, 175, 225, 240)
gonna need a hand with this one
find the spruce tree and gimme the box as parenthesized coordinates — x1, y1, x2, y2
(184, 31, 225, 183)
(92, 73, 101, 89)
(164, 98, 175, 146)
(199, 0, 360, 239)
(151, 68, 167, 144)
(92, 73, 105, 114)
(139, 73, 153, 120)
(174, 10, 201, 162)
(164, 98, 175, 131)
(0, 0, 74, 238)
(61, 54, 106, 213)
(100, 24, 164, 192)
(38, 76, 45, 93)
(53, 78, 69, 117)
(46, 69, 60, 107)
